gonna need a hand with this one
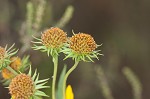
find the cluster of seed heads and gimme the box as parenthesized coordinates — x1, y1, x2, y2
(0, 27, 99, 99)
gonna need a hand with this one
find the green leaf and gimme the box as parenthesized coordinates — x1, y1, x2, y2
(1, 79, 11, 86)
(34, 90, 49, 97)
(32, 95, 42, 99)
(56, 65, 67, 99)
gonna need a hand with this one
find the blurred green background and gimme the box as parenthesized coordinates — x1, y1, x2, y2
(0, 0, 150, 99)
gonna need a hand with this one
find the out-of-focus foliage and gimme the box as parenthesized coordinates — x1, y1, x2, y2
(123, 67, 142, 99)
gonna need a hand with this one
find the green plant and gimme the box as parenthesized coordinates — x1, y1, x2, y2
(32, 27, 102, 99)
(0, 1, 103, 99)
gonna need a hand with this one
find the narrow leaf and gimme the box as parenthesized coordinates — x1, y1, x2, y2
(56, 65, 67, 99)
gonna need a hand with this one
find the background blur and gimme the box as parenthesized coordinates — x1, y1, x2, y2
(0, 0, 150, 99)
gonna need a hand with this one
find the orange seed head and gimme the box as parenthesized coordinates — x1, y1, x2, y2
(69, 33, 97, 54)
(9, 74, 34, 99)
(41, 27, 67, 48)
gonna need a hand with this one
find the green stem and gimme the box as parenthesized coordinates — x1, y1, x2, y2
(6, 66, 18, 75)
(63, 60, 79, 99)
(52, 55, 58, 99)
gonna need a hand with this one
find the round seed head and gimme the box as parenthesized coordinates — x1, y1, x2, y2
(2, 57, 22, 79)
(9, 74, 34, 99)
(69, 33, 97, 54)
(41, 27, 67, 48)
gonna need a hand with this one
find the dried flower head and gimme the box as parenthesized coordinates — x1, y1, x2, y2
(9, 74, 34, 99)
(32, 27, 67, 56)
(63, 33, 102, 62)
(41, 27, 67, 48)
(70, 33, 96, 54)
(0, 44, 18, 70)
(9, 66, 49, 99)
(2, 57, 22, 79)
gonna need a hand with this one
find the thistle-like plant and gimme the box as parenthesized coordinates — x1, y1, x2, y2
(9, 66, 49, 99)
(62, 32, 102, 99)
(63, 32, 102, 62)
(32, 27, 67, 56)
(32, 27, 67, 99)
(32, 27, 103, 99)
(0, 44, 18, 71)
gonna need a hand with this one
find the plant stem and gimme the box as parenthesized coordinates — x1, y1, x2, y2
(6, 66, 18, 75)
(52, 55, 58, 99)
(63, 60, 79, 99)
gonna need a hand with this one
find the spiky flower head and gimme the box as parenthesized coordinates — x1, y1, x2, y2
(2, 57, 22, 79)
(66, 85, 74, 99)
(63, 33, 102, 62)
(9, 66, 49, 99)
(0, 44, 18, 70)
(32, 27, 67, 56)
(70, 33, 96, 54)
(41, 27, 67, 48)
(9, 74, 34, 99)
